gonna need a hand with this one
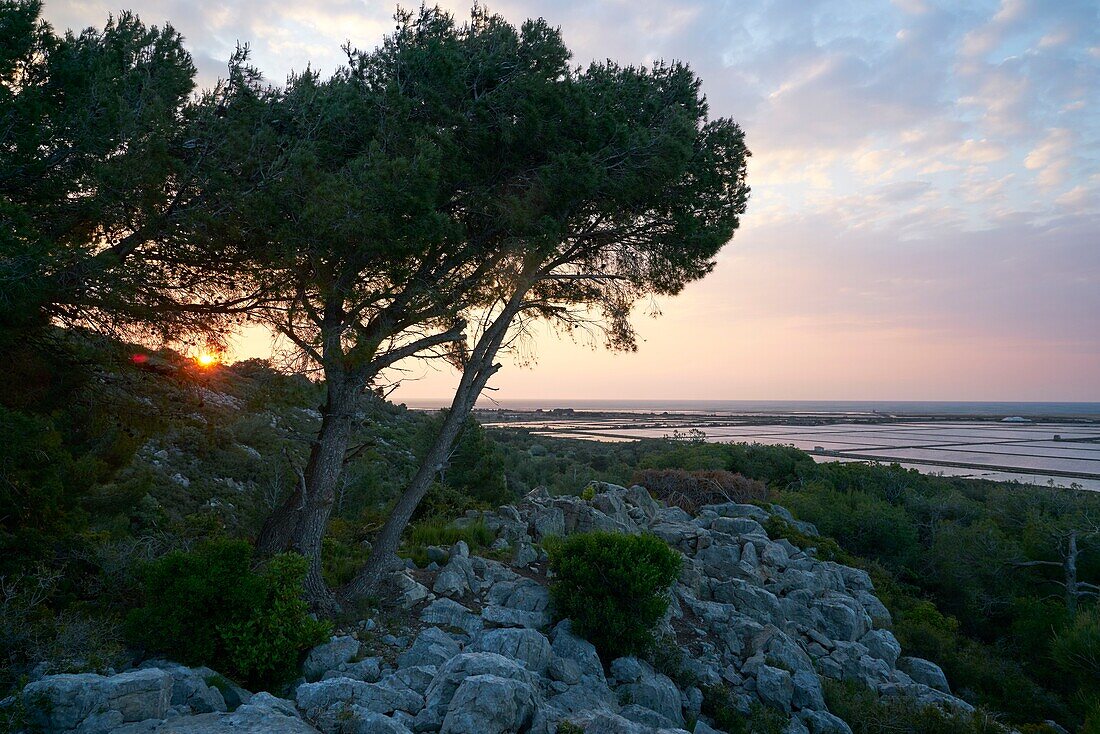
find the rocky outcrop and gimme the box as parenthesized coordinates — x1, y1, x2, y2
(18, 483, 973, 734)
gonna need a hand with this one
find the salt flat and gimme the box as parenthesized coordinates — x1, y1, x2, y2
(482, 414, 1100, 490)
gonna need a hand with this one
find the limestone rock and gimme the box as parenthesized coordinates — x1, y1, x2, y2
(398, 627, 462, 669)
(23, 669, 172, 733)
(470, 628, 551, 674)
(420, 598, 483, 635)
(897, 657, 950, 693)
(439, 674, 538, 734)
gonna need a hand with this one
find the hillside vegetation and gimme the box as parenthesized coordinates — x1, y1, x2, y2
(2, 334, 1099, 731)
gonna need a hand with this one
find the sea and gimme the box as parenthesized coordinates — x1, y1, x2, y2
(405, 398, 1100, 418)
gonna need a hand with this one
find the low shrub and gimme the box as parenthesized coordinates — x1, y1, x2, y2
(1052, 606, 1100, 683)
(546, 531, 681, 660)
(633, 468, 767, 514)
(699, 683, 786, 734)
(823, 680, 1011, 734)
(400, 519, 497, 568)
(125, 539, 329, 690)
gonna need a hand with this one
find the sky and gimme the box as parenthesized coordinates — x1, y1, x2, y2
(44, 0, 1100, 402)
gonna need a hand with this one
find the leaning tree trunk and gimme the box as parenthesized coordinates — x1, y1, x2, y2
(339, 358, 500, 601)
(338, 292, 526, 602)
(256, 372, 361, 612)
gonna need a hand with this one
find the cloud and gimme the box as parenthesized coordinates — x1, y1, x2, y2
(1024, 127, 1076, 188)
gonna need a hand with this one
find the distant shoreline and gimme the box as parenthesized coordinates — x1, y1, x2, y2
(400, 398, 1100, 422)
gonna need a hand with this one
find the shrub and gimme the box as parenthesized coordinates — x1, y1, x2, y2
(776, 485, 919, 570)
(125, 539, 329, 690)
(823, 680, 1011, 734)
(633, 468, 766, 513)
(1053, 607, 1100, 690)
(400, 519, 496, 568)
(547, 532, 681, 660)
(218, 553, 331, 689)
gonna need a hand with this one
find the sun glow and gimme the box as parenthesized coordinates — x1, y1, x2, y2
(195, 352, 219, 367)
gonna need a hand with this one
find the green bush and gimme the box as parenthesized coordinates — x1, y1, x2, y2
(777, 485, 919, 570)
(547, 531, 681, 660)
(823, 680, 1011, 734)
(400, 519, 496, 568)
(125, 539, 329, 690)
(1053, 607, 1100, 690)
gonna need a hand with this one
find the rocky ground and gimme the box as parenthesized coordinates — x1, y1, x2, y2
(15, 484, 974, 734)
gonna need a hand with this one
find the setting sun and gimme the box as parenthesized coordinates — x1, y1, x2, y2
(195, 353, 218, 367)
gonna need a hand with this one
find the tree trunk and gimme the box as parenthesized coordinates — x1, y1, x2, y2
(254, 484, 304, 556)
(339, 295, 525, 602)
(256, 372, 360, 613)
(1066, 531, 1079, 617)
(339, 358, 499, 601)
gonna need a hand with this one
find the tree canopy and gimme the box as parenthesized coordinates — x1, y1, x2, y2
(0, 0, 248, 343)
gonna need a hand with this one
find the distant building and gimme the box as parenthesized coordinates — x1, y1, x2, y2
(1001, 416, 1032, 423)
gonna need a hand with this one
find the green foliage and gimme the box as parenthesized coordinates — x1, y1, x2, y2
(0, 406, 90, 573)
(547, 532, 681, 660)
(125, 539, 329, 690)
(700, 683, 747, 733)
(698, 683, 787, 734)
(823, 680, 1012, 734)
(442, 419, 511, 507)
(1052, 607, 1100, 689)
(555, 723, 585, 734)
(0, 1, 243, 337)
(778, 484, 919, 569)
(400, 518, 497, 568)
(639, 441, 814, 486)
(217, 553, 331, 690)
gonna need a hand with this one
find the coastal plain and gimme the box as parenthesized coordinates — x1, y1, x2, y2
(479, 411, 1100, 491)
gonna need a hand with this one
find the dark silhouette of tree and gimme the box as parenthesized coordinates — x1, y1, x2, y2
(199, 6, 748, 611)
(1, 2, 252, 343)
(339, 11, 751, 604)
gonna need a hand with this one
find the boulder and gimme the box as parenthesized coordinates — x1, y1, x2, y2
(712, 580, 781, 624)
(549, 621, 605, 685)
(433, 555, 480, 598)
(609, 658, 683, 726)
(897, 657, 950, 693)
(755, 665, 794, 711)
(481, 604, 550, 629)
(486, 577, 550, 612)
(294, 676, 422, 726)
(530, 506, 566, 540)
(798, 709, 854, 734)
(323, 657, 382, 683)
(877, 682, 974, 714)
(139, 662, 226, 714)
(702, 503, 771, 522)
(141, 698, 320, 733)
(415, 652, 537, 732)
(712, 516, 767, 537)
(304, 636, 361, 681)
(859, 630, 901, 667)
(335, 707, 414, 734)
(23, 669, 172, 733)
(420, 598, 483, 635)
(390, 572, 431, 609)
(470, 628, 551, 674)
(438, 674, 538, 734)
(398, 627, 462, 669)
